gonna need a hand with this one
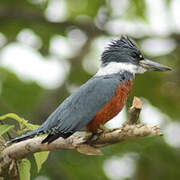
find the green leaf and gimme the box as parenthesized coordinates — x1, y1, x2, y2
(0, 124, 14, 135)
(19, 158, 31, 180)
(34, 151, 50, 173)
(0, 113, 39, 131)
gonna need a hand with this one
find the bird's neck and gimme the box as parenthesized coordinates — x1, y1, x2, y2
(95, 62, 146, 77)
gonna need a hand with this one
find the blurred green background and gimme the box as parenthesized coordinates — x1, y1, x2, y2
(0, 0, 180, 179)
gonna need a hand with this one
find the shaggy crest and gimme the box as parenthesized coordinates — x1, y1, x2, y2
(101, 36, 140, 65)
(108, 36, 138, 50)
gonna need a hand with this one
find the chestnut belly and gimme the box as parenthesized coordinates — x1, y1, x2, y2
(87, 80, 133, 132)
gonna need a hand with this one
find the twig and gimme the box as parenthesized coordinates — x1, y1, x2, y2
(127, 96, 142, 124)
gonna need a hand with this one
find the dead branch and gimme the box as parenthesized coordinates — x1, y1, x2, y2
(0, 97, 162, 173)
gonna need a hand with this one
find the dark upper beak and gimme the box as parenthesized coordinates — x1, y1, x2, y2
(139, 59, 172, 71)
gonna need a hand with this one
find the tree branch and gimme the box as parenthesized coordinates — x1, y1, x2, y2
(127, 96, 142, 125)
(0, 97, 162, 172)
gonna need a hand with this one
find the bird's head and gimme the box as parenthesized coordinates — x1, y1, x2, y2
(99, 36, 172, 75)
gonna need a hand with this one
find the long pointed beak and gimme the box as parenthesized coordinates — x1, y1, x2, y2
(139, 59, 172, 71)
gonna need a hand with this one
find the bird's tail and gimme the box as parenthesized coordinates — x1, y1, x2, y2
(7, 127, 43, 145)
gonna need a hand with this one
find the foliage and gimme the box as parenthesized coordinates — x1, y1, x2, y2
(0, 113, 49, 179)
(34, 151, 50, 173)
(0, 124, 14, 136)
(19, 158, 31, 180)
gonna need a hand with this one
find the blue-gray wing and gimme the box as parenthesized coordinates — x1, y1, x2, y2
(9, 72, 133, 144)
(41, 75, 121, 136)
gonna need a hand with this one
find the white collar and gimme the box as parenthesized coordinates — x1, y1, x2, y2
(95, 62, 146, 76)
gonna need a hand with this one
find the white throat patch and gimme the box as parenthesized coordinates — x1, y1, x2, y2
(95, 62, 146, 76)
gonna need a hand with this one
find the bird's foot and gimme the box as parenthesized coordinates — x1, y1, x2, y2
(87, 133, 99, 143)
(97, 125, 110, 133)
(86, 125, 111, 144)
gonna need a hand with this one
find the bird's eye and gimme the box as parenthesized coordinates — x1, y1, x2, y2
(139, 54, 144, 60)
(131, 52, 144, 60)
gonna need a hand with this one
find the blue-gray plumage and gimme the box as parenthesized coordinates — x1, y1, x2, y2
(10, 72, 134, 144)
(9, 36, 171, 144)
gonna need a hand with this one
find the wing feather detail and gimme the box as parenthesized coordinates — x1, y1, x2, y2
(40, 72, 134, 143)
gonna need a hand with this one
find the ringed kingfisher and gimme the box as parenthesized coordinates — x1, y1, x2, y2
(9, 36, 172, 144)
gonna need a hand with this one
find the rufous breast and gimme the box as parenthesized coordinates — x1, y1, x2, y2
(87, 80, 134, 132)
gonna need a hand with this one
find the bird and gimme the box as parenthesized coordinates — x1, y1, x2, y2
(9, 36, 172, 144)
